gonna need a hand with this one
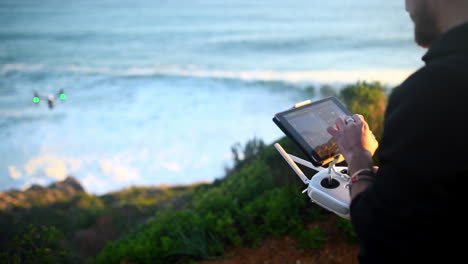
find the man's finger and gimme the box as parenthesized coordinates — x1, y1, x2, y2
(327, 126, 339, 137)
(336, 116, 346, 129)
(353, 114, 365, 123)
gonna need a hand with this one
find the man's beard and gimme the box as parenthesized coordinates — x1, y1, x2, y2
(412, 1, 439, 48)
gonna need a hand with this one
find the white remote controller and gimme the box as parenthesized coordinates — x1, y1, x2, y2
(274, 143, 351, 219)
(306, 166, 351, 219)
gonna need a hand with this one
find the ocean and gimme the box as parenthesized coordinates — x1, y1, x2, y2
(0, 0, 426, 194)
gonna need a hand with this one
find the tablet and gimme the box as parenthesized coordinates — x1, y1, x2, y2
(273, 96, 352, 167)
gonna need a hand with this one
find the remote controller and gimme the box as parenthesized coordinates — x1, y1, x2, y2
(274, 143, 351, 219)
(306, 166, 351, 219)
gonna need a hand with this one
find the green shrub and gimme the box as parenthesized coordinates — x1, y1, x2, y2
(76, 193, 105, 210)
(95, 158, 322, 263)
(336, 218, 358, 243)
(296, 227, 325, 249)
(303, 85, 316, 97)
(339, 81, 387, 141)
(221, 159, 275, 206)
(0, 224, 67, 264)
(320, 84, 339, 98)
(96, 209, 225, 264)
(165, 226, 224, 262)
(193, 187, 237, 215)
(193, 188, 242, 246)
(228, 137, 266, 174)
(240, 188, 304, 239)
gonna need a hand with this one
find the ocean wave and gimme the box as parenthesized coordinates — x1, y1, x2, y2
(0, 63, 45, 73)
(64, 65, 414, 85)
(1, 63, 414, 85)
(154, 68, 414, 85)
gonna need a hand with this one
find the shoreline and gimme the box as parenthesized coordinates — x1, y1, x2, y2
(0, 63, 416, 86)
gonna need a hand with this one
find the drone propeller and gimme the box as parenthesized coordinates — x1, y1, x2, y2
(33, 91, 42, 104)
(57, 89, 67, 100)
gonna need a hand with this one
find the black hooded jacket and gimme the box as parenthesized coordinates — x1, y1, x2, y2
(350, 22, 468, 263)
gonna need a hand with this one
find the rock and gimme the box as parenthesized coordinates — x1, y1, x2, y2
(49, 176, 85, 193)
(0, 175, 85, 211)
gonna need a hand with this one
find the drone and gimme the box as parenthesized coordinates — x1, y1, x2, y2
(33, 89, 67, 109)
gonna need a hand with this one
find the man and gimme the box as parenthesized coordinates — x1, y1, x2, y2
(327, 0, 468, 263)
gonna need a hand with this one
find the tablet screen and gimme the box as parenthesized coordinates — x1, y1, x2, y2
(274, 97, 351, 166)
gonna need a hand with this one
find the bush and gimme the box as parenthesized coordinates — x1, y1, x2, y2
(96, 209, 225, 264)
(222, 159, 275, 206)
(296, 227, 325, 249)
(339, 81, 388, 141)
(320, 84, 339, 98)
(96, 155, 324, 263)
(240, 188, 302, 238)
(0, 224, 67, 264)
(336, 218, 358, 243)
(193, 188, 242, 246)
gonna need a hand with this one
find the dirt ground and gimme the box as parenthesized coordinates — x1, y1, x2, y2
(199, 217, 360, 264)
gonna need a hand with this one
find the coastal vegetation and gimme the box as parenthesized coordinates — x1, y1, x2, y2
(0, 81, 389, 264)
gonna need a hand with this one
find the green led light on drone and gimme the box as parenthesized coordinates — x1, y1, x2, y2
(59, 93, 67, 100)
(33, 97, 40, 103)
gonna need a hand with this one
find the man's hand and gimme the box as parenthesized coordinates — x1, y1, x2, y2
(327, 114, 379, 175)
